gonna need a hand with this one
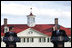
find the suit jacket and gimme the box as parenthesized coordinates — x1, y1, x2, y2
(51, 30, 69, 42)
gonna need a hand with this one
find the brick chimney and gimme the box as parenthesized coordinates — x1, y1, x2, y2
(4, 18, 7, 26)
(55, 18, 58, 25)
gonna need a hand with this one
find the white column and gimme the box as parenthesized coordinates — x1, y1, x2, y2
(25, 38, 27, 42)
(1, 36, 4, 42)
(49, 37, 51, 42)
(46, 37, 48, 42)
(34, 38, 38, 43)
(21, 38, 24, 43)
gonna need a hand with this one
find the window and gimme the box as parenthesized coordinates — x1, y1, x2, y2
(24, 38, 34, 42)
(69, 38, 71, 42)
(39, 37, 46, 42)
(5, 28, 8, 32)
(1, 38, 2, 42)
(29, 38, 34, 42)
(24, 38, 25, 42)
(28, 31, 33, 34)
(39, 38, 41, 42)
(47, 38, 49, 42)
(4, 26, 9, 33)
(31, 38, 34, 42)
(18, 38, 21, 42)
(43, 37, 46, 42)
(4, 28, 8, 33)
(9, 26, 14, 31)
(33, 18, 35, 22)
(27, 17, 29, 24)
(27, 38, 29, 42)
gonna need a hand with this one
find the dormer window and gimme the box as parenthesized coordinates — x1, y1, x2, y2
(4, 26, 9, 33)
(28, 31, 33, 34)
(5, 28, 8, 32)
(9, 26, 14, 31)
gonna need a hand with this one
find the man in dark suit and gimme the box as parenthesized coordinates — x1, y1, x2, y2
(51, 25, 69, 47)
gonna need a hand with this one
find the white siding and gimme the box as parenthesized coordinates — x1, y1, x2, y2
(1, 42, 71, 47)
(17, 28, 48, 37)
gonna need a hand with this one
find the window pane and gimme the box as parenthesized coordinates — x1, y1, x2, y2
(32, 38, 33, 42)
(47, 38, 49, 42)
(42, 37, 46, 42)
(39, 38, 41, 42)
(39, 37, 46, 42)
(30, 38, 34, 42)
(24, 38, 25, 42)
(19, 38, 21, 42)
(44, 38, 46, 42)
(1, 38, 2, 42)
(69, 38, 71, 42)
(27, 38, 29, 42)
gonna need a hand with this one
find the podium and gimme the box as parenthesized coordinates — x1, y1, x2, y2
(51, 28, 70, 47)
(8, 44, 15, 47)
(3, 32, 20, 47)
(51, 36, 64, 47)
(57, 36, 64, 47)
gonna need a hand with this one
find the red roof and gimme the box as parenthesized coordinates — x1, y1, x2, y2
(29, 13, 33, 16)
(1, 24, 71, 36)
(28, 12, 35, 16)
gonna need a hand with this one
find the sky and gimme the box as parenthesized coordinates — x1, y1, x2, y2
(1, 1, 71, 28)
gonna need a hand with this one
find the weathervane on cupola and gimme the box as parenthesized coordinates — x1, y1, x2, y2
(30, 8, 33, 16)
(27, 8, 36, 27)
